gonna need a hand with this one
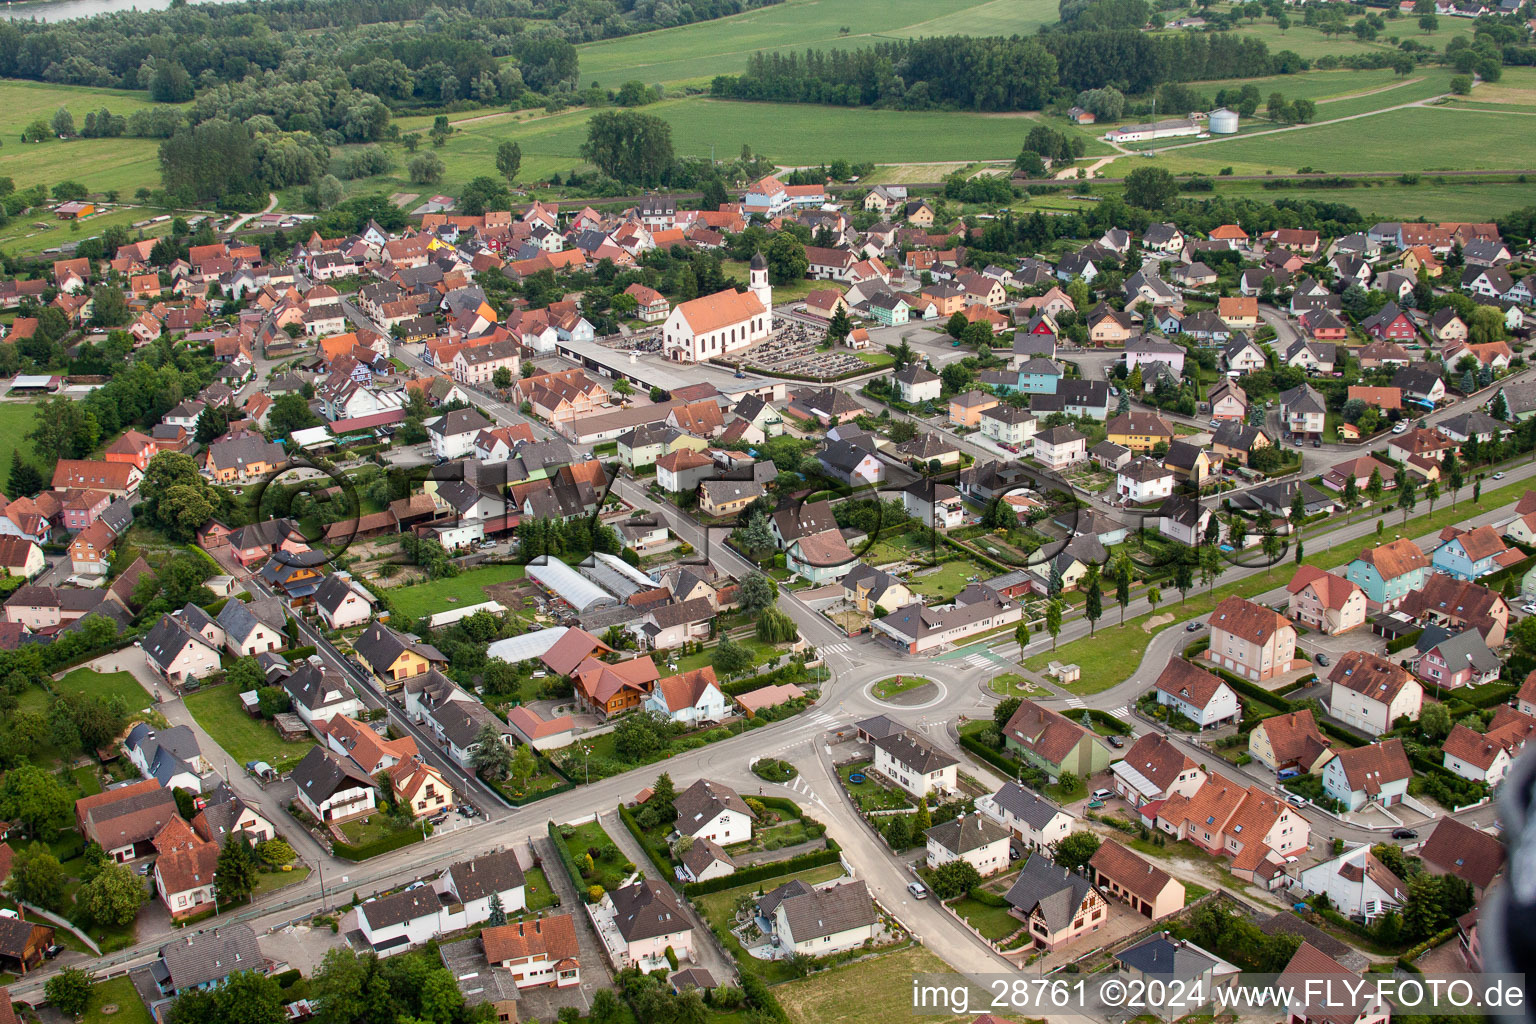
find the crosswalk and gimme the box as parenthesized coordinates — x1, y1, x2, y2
(961, 653, 991, 669)
(1109, 706, 1128, 719)
(821, 643, 852, 656)
(784, 775, 826, 808)
(1064, 697, 1086, 709)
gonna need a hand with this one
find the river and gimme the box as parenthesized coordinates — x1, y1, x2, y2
(0, 0, 238, 21)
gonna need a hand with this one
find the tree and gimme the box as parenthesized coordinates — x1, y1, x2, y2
(763, 231, 808, 285)
(268, 392, 321, 440)
(9, 844, 67, 911)
(492, 366, 514, 389)
(912, 797, 931, 832)
(408, 151, 445, 185)
(76, 862, 147, 927)
(1419, 701, 1452, 740)
(1491, 390, 1510, 422)
(1114, 553, 1131, 625)
(1083, 565, 1103, 636)
(1046, 598, 1063, 649)
(739, 571, 777, 613)
(1366, 468, 1384, 504)
(1397, 475, 1419, 523)
(0, 764, 72, 838)
(884, 814, 910, 849)
(47, 967, 94, 1018)
(215, 836, 258, 905)
(1425, 479, 1440, 512)
(712, 636, 753, 676)
(257, 838, 295, 867)
(994, 696, 1022, 732)
(471, 726, 515, 781)
(511, 744, 537, 792)
(488, 891, 507, 927)
(1174, 555, 1194, 604)
(1124, 166, 1179, 211)
(929, 859, 982, 899)
(1053, 831, 1101, 872)
(1419, 12, 1438, 31)
(580, 110, 675, 185)
(51, 106, 75, 138)
(495, 140, 522, 185)
(756, 606, 798, 644)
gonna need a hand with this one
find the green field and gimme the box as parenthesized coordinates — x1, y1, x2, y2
(29, 668, 154, 714)
(183, 683, 315, 772)
(81, 975, 154, 1024)
(1141, 105, 1536, 176)
(383, 563, 528, 623)
(574, 0, 1061, 88)
(0, 399, 44, 494)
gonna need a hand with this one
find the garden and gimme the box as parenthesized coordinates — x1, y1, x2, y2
(554, 819, 636, 900)
(184, 682, 314, 773)
(838, 761, 913, 812)
(752, 758, 797, 783)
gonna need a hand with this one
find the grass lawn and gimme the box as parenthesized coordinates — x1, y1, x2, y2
(0, 202, 175, 259)
(574, 0, 1060, 88)
(383, 563, 528, 623)
(560, 820, 634, 892)
(254, 865, 312, 898)
(988, 672, 1050, 698)
(0, 400, 44, 493)
(872, 675, 934, 700)
(948, 896, 1021, 942)
(183, 684, 315, 772)
(1183, 881, 1212, 904)
(907, 559, 988, 602)
(521, 866, 559, 914)
(774, 945, 976, 1024)
(36, 668, 154, 714)
(1026, 476, 1535, 694)
(338, 816, 422, 847)
(81, 975, 154, 1024)
(840, 761, 913, 811)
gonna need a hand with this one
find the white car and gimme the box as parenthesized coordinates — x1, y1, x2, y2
(1392, 422, 1409, 434)
(1494, 472, 1506, 480)
(908, 882, 928, 899)
(1521, 604, 1536, 615)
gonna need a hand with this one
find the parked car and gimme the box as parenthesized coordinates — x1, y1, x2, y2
(1185, 621, 1203, 632)
(908, 881, 929, 899)
(1312, 439, 1321, 448)
(1392, 828, 1418, 840)
(1314, 652, 1329, 667)
(1392, 422, 1409, 434)
(1287, 794, 1307, 807)
(1091, 788, 1114, 801)
(1107, 735, 1125, 749)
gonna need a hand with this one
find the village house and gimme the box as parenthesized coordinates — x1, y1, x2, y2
(1152, 658, 1241, 728)
(1004, 854, 1108, 950)
(925, 814, 1011, 876)
(1328, 652, 1423, 735)
(872, 728, 959, 799)
(1248, 710, 1334, 775)
(1089, 839, 1184, 920)
(976, 781, 1074, 851)
(1285, 565, 1367, 636)
(1002, 699, 1114, 782)
(1109, 732, 1205, 808)
(1204, 596, 1297, 682)
(1320, 739, 1412, 811)
(1346, 538, 1431, 610)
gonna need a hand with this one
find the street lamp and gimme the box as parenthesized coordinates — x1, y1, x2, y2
(583, 744, 593, 786)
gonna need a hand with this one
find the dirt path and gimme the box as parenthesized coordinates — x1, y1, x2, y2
(1316, 76, 1422, 104)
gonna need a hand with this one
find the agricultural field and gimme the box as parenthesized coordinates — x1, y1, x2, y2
(1141, 105, 1536, 176)
(573, 0, 1061, 89)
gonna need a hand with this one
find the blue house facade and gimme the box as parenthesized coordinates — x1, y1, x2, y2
(1430, 527, 1515, 581)
(1345, 539, 1430, 609)
(1016, 358, 1062, 395)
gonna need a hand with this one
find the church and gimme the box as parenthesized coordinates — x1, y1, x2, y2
(661, 252, 773, 363)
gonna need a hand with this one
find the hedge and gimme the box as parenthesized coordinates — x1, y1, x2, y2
(1083, 708, 1131, 734)
(1218, 671, 1295, 714)
(1385, 629, 1424, 654)
(547, 820, 588, 891)
(959, 732, 1020, 777)
(1317, 720, 1368, 749)
(616, 803, 674, 882)
(740, 973, 790, 1024)
(966, 886, 1010, 908)
(1397, 924, 1458, 972)
(489, 760, 576, 806)
(1454, 682, 1517, 709)
(722, 663, 814, 698)
(332, 825, 426, 862)
(682, 841, 842, 897)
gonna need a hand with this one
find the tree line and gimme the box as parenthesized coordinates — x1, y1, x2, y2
(709, 30, 1283, 111)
